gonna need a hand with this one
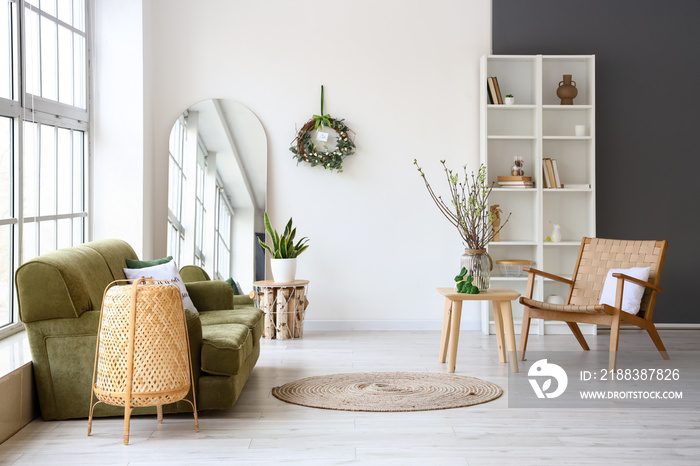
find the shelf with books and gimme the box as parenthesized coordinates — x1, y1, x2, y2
(481, 54, 595, 335)
(484, 55, 538, 106)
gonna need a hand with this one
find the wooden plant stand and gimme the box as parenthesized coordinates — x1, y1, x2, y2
(251, 280, 309, 339)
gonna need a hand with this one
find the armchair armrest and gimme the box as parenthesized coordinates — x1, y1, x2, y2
(612, 273, 663, 293)
(522, 267, 573, 285)
(185, 280, 234, 311)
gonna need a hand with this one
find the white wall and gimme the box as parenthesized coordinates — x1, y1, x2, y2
(94, 0, 492, 329)
(92, 0, 146, 252)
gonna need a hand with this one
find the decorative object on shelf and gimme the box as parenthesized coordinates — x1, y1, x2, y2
(290, 85, 356, 172)
(88, 278, 199, 445)
(258, 212, 310, 283)
(490, 205, 503, 241)
(575, 124, 586, 136)
(548, 221, 562, 242)
(496, 259, 533, 277)
(504, 94, 515, 105)
(414, 160, 511, 291)
(497, 176, 534, 188)
(556, 74, 578, 105)
(454, 267, 480, 294)
(511, 156, 524, 176)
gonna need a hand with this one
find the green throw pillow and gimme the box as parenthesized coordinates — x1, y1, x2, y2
(125, 256, 173, 269)
(225, 277, 240, 295)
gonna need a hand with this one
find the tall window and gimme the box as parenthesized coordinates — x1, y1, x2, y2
(193, 146, 206, 267)
(214, 183, 232, 280)
(167, 116, 186, 267)
(1, 0, 89, 336)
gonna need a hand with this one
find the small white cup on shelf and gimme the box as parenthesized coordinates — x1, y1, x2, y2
(575, 125, 586, 136)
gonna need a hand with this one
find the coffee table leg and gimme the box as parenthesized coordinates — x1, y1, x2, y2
(499, 300, 519, 373)
(492, 301, 506, 363)
(439, 298, 452, 363)
(447, 301, 463, 373)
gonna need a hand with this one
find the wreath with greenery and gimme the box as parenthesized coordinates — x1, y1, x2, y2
(290, 86, 356, 173)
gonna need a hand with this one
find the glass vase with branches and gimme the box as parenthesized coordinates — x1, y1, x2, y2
(414, 159, 510, 290)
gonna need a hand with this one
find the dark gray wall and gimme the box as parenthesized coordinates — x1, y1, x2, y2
(493, 0, 700, 323)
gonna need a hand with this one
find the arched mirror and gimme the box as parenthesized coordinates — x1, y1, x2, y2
(167, 99, 266, 293)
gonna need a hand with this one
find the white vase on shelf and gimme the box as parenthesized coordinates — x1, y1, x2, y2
(550, 223, 562, 243)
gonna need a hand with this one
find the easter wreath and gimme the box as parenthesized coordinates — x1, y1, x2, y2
(290, 86, 356, 173)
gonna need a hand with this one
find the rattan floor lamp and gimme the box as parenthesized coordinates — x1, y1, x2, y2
(88, 278, 199, 445)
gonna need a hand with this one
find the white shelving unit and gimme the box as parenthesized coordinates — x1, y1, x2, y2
(480, 54, 596, 336)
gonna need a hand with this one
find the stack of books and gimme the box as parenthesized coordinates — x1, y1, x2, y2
(497, 176, 534, 188)
(487, 77, 503, 104)
(542, 158, 562, 188)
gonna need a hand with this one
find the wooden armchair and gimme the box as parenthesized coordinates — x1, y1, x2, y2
(519, 237, 668, 370)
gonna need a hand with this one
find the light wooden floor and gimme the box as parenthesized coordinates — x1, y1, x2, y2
(1, 329, 699, 465)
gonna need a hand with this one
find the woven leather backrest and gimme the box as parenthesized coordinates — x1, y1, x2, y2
(569, 238, 667, 317)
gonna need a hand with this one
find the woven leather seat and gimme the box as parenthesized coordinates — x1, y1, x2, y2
(519, 237, 668, 370)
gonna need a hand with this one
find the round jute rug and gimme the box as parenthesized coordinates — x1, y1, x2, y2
(271, 372, 502, 412)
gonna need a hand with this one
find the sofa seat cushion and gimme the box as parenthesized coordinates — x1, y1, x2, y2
(199, 308, 264, 341)
(200, 324, 253, 376)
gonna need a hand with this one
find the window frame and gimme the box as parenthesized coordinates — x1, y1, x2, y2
(0, 0, 90, 339)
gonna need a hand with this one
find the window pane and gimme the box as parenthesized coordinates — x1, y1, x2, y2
(72, 130, 82, 212)
(0, 0, 16, 100)
(0, 116, 10, 219)
(72, 0, 84, 32)
(72, 33, 84, 108)
(56, 127, 71, 213)
(57, 24, 72, 105)
(0, 224, 10, 327)
(39, 219, 54, 255)
(40, 16, 58, 101)
(56, 217, 70, 249)
(24, 9, 40, 96)
(39, 124, 56, 216)
(22, 122, 37, 217)
(72, 216, 82, 245)
(57, 0, 71, 25)
(40, 0, 56, 17)
(21, 221, 36, 262)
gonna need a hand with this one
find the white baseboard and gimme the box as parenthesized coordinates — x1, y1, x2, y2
(303, 321, 700, 333)
(654, 323, 700, 330)
(303, 320, 480, 331)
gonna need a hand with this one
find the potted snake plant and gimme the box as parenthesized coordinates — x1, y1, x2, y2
(257, 212, 310, 283)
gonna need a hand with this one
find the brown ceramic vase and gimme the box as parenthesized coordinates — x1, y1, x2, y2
(556, 74, 578, 105)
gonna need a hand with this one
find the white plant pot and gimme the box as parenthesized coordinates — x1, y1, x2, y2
(504, 97, 515, 105)
(270, 258, 297, 283)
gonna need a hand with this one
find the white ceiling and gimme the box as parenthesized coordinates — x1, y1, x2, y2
(185, 99, 267, 210)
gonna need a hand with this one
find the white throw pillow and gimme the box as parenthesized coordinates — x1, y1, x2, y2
(123, 261, 199, 315)
(598, 266, 650, 315)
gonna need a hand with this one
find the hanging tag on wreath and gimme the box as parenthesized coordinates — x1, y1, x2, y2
(290, 85, 356, 173)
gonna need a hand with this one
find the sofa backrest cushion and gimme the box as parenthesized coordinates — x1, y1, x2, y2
(82, 239, 138, 280)
(16, 239, 138, 323)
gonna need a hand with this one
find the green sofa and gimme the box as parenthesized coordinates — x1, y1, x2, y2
(15, 239, 264, 420)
